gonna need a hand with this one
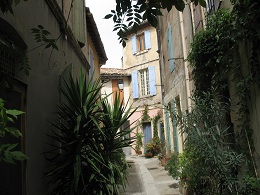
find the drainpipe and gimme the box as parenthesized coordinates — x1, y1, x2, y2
(179, 11, 191, 112)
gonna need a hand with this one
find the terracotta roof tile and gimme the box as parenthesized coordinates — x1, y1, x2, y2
(100, 68, 130, 76)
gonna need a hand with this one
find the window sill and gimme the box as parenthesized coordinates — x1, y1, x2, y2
(134, 94, 156, 99)
(135, 49, 149, 56)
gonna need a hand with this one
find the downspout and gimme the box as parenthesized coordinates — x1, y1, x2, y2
(179, 11, 192, 112)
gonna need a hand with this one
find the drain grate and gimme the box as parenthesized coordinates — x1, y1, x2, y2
(147, 167, 158, 170)
(169, 183, 179, 189)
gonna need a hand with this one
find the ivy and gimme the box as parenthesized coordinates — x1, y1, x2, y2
(152, 110, 162, 138)
(187, 1, 260, 193)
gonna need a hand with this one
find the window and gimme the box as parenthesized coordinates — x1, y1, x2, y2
(139, 69, 150, 96)
(132, 30, 151, 54)
(137, 33, 145, 52)
(131, 66, 156, 98)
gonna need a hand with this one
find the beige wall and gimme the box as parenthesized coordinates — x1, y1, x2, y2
(123, 26, 159, 70)
(123, 25, 162, 108)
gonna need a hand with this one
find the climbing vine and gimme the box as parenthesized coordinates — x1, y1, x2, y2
(185, 0, 260, 193)
(152, 110, 162, 138)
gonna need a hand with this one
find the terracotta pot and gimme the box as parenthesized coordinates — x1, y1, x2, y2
(160, 158, 166, 166)
(137, 150, 142, 155)
(145, 152, 153, 158)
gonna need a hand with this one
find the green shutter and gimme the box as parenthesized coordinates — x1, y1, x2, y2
(72, 0, 86, 46)
(165, 109, 171, 151)
(171, 99, 179, 152)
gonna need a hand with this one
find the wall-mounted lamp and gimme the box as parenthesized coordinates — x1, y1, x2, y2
(118, 79, 124, 91)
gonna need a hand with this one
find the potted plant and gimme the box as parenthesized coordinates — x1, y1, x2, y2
(135, 131, 143, 155)
(158, 142, 167, 166)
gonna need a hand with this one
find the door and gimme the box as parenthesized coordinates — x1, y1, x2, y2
(143, 122, 152, 146)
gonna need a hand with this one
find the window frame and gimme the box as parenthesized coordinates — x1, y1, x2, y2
(139, 68, 150, 97)
(136, 32, 145, 52)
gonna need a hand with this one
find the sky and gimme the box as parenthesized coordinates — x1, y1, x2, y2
(85, 0, 123, 68)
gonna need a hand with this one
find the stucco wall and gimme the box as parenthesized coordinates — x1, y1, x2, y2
(1, 1, 88, 194)
(122, 26, 159, 70)
(157, 4, 197, 153)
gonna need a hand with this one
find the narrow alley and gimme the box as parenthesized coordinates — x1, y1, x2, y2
(120, 156, 181, 195)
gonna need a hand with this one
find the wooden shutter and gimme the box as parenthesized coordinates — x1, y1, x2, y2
(132, 36, 137, 54)
(148, 66, 156, 96)
(167, 25, 175, 72)
(144, 30, 151, 49)
(72, 0, 86, 46)
(131, 70, 139, 98)
(89, 49, 94, 76)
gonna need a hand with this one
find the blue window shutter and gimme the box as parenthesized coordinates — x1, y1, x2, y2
(144, 30, 151, 49)
(148, 66, 156, 96)
(131, 70, 139, 98)
(132, 36, 137, 54)
(167, 25, 175, 72)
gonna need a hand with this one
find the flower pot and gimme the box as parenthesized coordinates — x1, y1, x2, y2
(136, 150, 142, 155)
(145, 152, 153, 158)
(160, 158, 166, 166)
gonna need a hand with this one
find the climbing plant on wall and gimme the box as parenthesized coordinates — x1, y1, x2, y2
(185, 0, 260, 193)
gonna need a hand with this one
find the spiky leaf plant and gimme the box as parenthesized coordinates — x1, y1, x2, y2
(46, 72, 136, 195)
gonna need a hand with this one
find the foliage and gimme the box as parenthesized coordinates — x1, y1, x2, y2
(141, 103, 150, 122)
(187, 2, 260, 193)
(105, 0, 206, 47)
(172, 90, 247, 194)
(0, 98, 27, 164)
(188, 10, 235, 97)
(152, 109, 162, 138)
(46, 72, 136, 194)
(31, 25, 59, 51)
(0, 0, 28, 14)
(134, 129, 143, 153)
(158, 141, 166, 159)
(165, 152, 179, 179)
(145, 136, 161, 156)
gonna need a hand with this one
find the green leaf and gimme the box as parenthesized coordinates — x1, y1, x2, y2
(11, 151, 28, 160)
(198, 0, 206, 7)
(104, 14, 113, 19)
(6, 109, 24, 117)
(175, 0, 185, 11)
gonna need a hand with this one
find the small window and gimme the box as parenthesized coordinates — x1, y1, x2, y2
(137, 33, 145, 52)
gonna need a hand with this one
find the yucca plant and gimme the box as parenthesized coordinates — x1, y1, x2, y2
(46, 72, 136, 194)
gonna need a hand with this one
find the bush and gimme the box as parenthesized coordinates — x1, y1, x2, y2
(145, 136, 161, 156)
(46, 72, 136, 194)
